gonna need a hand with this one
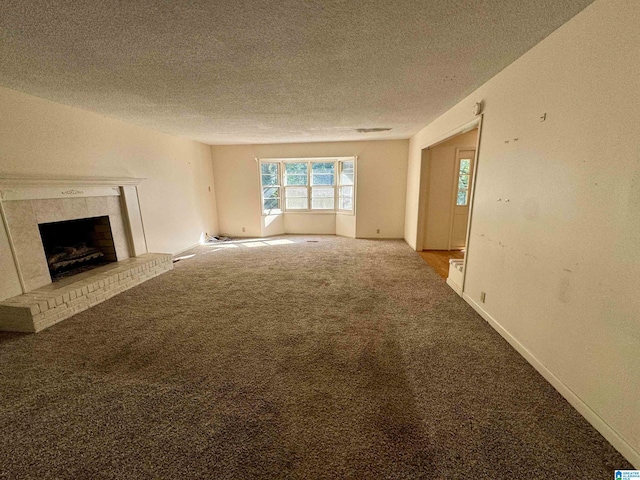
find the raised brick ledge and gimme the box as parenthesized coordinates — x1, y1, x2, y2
(0, 253, 173, 333)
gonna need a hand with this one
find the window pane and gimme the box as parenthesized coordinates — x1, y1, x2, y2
(458, 174, 469, 190)
(261, 174, 278, 186)
(340, 186, 353, 197)
(284, 163, 308, 186)
(285, 186, 308, 209)
(263, 187, 279, 199)
(285, 162, 307, 174)
(459, 159, 471, 175)
(341, 161, 354, 173)
(312, 162, 334, 173)
(284, 174, 307, 186)
(286, 187, 308, 198)
(311, 173, 334, 186)
(263, 198, 279, 210)
(457, 190, 467, 206)
(312, 197, 335, 210)
(312, 186, 334, 198)
(261, 163, 278, 176)
(339, 196, 353, 210)
(286, 197, 308, 209)
(311, 162, 335, 186)
(340, 172, 354, 185)
(339, 185, 353, 211)
(340, 161, 354, 185)
(338, 187, 353, 210)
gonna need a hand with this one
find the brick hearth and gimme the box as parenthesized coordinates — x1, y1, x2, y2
(0, 253, 172, 333)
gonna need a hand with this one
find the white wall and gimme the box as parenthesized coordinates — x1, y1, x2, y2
(211, 140, 408, 239)
(423, 129, 478, 250)
(0, 86, 218, 300)
(284, 213, 336, 235)
(261, 213, 285, 238)
(336, 213, 356, 238)
(405, 0, 640, 466)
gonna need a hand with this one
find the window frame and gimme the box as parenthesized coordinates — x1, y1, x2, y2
(337, 159, 355, 213)
(283, 161, 310, 211)
(455, 157, 472, 207)
(260, 161, 282, 214)
(309, 161, 337, 211)
(258, 157, 356, 215)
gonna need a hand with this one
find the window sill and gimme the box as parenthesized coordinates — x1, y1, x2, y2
(281, 211, 336, 215)
(262, 210, 283, 216)
(262, 210, 355, 217)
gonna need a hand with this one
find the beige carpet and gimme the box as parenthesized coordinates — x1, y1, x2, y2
(0, 236, 631, 478)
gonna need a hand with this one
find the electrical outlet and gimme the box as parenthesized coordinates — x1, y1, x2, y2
(376, 229, 380, 234)
(480, 291, 486, 303)
(242, 227, 246, 232)
(208, 186, 211, 192)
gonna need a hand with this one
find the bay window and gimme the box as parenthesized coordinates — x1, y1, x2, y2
(259, 157, 355, 214)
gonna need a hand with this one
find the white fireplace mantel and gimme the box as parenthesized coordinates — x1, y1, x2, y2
(0, 174, 146, 202)
(0, 174, 145, 188)
(0, 174, 149, 295)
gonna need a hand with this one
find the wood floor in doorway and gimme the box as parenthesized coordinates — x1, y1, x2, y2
(419, 250, 464, 279)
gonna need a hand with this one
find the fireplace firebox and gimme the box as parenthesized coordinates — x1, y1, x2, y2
(38, 216, 118, 281)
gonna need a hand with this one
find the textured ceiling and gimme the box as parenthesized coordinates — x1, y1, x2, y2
(0, 0, 595, 145)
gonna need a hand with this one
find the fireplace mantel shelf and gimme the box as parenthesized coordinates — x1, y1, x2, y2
(0, 174, 145, 188)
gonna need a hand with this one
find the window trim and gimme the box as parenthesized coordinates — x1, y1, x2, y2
(258, 157, 356, 216)
(259, 161, 282, 214)
(455, 157, 472, 207)
(337, 159, 355, 214)
(283, 161, 310, 211)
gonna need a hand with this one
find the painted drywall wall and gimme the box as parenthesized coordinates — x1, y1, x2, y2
(423, 129, 477, 250)
(284, 214, 336, 235)
(0, 86, 218, 300)
(261, 214, 284, 238)
(336, 213, 356, 238)
(405, 0, 640, 466)
(211, 140, 408, 238)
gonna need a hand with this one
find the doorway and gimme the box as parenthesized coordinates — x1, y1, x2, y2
(422, 128, 478, 251)
(417, 120, 482, 290)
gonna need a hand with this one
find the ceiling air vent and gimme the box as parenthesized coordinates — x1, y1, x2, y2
(355, 127, 392, 133)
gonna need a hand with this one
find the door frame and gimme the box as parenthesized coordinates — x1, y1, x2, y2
(417, 115, 483, 294)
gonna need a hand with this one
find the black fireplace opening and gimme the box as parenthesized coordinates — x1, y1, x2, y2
(38, 216, 118, 281)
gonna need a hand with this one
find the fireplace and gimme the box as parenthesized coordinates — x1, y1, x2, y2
(0, 176, 177, 333)
(38, 216, 118, 281)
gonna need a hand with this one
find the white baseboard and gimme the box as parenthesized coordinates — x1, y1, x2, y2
(357, 236, 405, 240)
(446, 277, 462, 296)
(462, 293, 640, 469)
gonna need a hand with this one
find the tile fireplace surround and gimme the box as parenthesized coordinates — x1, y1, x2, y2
(0, 175, 173, 333)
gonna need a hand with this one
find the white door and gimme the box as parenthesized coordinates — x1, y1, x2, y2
(449, 149, 475, 249)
